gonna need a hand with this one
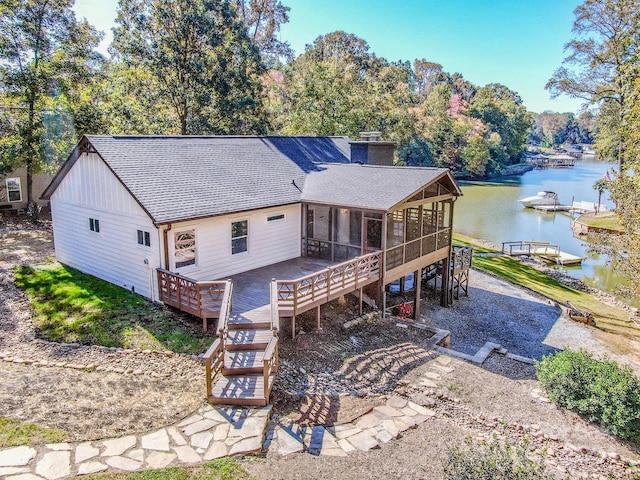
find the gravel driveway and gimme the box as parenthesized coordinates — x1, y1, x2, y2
(422, 269, 561, 359)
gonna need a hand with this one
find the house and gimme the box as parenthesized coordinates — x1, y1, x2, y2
(42, 133, 465, 405)
(1, 166, 52, 216)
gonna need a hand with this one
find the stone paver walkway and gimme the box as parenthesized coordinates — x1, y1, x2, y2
(0, 404, 271, 480)
(0, 354, 465, 478)
(264, 355, 456, 457)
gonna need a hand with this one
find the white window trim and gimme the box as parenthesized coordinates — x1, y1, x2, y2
(174, 228, 198, 270)
(136, 229, 152, 248)
(88, 217, 101, 234)
(6, 177, 21, 203)
(231, 219, 249, 255)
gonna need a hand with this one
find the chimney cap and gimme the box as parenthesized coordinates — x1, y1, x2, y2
(359, 131, 382, 141)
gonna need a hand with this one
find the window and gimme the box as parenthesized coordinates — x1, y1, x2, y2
(89, 218, 100, 233)
(231, 220, 248, 254)
(267, 213, 285, 222)
(137, 229, 151, 247)
(6, 178, 21, 202)
(175, 230, 196, 268)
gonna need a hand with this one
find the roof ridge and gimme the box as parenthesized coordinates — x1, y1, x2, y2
(87, 134, 351, 140)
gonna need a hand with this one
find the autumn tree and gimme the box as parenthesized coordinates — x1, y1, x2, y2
(0, 0, 102, 217)
(111, 0, 268, 135)
(467, 83, 531, 164)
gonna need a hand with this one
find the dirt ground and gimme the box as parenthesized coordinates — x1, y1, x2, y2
(2, 218, 640, 479)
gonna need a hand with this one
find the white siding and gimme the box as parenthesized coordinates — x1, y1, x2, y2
(169, 204, 301, 281)
(50, 153, 161, 299)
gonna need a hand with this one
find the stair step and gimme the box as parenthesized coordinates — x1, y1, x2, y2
(227, 319, 272, 330)
(209, 374, 274, 407)
(223, 350, 265, 374)
(226, 329, 273, 350)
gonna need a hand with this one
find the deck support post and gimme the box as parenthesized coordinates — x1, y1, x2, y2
(316, 305, 321, 331)
(358, 288, 363, 316)
(441, 254, 451, 307)
(414, 269, 421, 320)
(382, 288, 386, 319)
(291, 315, 296, 340)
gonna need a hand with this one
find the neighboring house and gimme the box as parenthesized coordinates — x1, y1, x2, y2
(1, 166, 52, 215)
(42, 134, 462, 307)
(42, 133, 464, 406)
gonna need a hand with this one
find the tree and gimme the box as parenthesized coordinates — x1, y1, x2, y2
(550, 0, 640, 298)
(0, 0, 102, 217)
(233, 0, 293, 64)
(546, 0, 640, 165)
(467, 83, 531, 164)
(279, 32, 415, 142)
(111, 0, 268, 135)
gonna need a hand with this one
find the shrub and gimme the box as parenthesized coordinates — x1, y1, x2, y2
(536, 349, 640, 440)
(443, 439, 551, 480)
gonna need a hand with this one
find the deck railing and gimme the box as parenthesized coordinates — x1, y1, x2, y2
(501, 241, 560, 257)
(275, 251, 382, 318)
(385, 228, 451, 272)
(157, 268, 232, 332)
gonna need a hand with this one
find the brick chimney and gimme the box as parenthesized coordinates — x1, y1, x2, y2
(349, 131, 396, 166)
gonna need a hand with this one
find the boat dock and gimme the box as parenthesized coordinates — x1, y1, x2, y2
(528, 154, 577, 169)
(501, 241, 584, 266)
(532, 200, 608, 214)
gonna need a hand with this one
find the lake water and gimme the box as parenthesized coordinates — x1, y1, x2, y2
(453, 157, 622, 294)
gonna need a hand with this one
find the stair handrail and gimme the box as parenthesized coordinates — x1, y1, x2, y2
(262, 336, 278, 401)
(215, 280, 233, 340)
(203, 337, 224, 399)
(270, 278, 280, 334)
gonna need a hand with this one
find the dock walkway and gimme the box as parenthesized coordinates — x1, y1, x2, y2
(501, 241, 583, 266)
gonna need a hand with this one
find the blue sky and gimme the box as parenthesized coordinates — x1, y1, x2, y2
(73, 0, 584, 114)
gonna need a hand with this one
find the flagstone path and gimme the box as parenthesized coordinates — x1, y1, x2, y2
(0, 355, 458, 479)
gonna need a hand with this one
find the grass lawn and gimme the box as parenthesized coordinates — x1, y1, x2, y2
(81, 458, 253, 480)
(453, 233, 640, 357)
(577, 212, 624, 232)
(14, 261, 215, 354)
(0, 417, 66, 448)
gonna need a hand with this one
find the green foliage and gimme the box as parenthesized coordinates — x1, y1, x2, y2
(536, 349, 640, 440)
(0, 417, 67, 448)
(111, 0, 268, 135)
(14, 262, 213, 353)
(233, 0, 293, 64)
(443, 439, 551, 480)
(530, 111, 593, 147)
(278, 31, 415, 143)
(546, 0, 640, 165)
(0, 0, 103, 210)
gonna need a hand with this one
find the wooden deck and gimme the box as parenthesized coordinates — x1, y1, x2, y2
(202, 255, 382, 406)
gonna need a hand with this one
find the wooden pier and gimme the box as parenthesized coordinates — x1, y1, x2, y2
(501, 241, 583, 266)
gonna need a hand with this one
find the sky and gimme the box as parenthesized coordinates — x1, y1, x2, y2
(72, 0, 585, 114)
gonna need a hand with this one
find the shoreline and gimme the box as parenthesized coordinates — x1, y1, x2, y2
(454, 232, 639, 318)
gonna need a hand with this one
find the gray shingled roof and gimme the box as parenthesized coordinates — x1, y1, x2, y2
(301, 163, 452, 210)
(82, 135, 352, 224)
(44, 135, 459, 224)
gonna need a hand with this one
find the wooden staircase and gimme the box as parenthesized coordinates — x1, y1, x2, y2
(203, 252, 382, 407)
(205, 284, 279, 407)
